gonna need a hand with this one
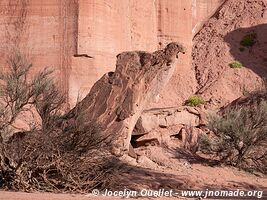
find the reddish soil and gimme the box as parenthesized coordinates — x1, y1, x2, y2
(1, 155, 266, 200)
(0, 191, 162, 200)
(1, 146, 266, 199)
(119, 146, 267, 190)
(192, 0, 267, 109)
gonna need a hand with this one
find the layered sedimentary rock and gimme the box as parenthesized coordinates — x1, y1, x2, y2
(63, 43, 185, 155)
(133, 106, 202, 135)
(192, 0, 226, 35)
(73, 0, 225, 108)
(0, 0, 224, 107)
(131, 106, 207, 149)
(75, 0, 194, 108)
(0, 0, 78, 96)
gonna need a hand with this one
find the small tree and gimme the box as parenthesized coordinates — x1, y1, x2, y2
(0, 50, 64, 135)
(0, 51, 34, 135)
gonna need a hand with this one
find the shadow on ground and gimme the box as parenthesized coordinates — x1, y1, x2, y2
(168, 147, 219, 166)
(115, 163, 185, 190)
(112, 157, 267, 196)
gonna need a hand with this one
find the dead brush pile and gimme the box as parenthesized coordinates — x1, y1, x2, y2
(0, 128, 118, 193)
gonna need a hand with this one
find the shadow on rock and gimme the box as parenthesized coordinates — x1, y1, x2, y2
(224, 23, 267, 78)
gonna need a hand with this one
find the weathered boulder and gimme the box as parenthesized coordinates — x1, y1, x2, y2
(131, 106, 209, 149)
(62, 43, 185, 156)
(132, 124, 183, 148)
(133, 106, 203, 136)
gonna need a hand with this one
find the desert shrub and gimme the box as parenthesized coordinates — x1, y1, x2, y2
(0, 50, 64, 134)
(240, 33, 256, 47)
(199, 101, 267, 173)
(229, 60, 242, 68)
(32, 69, 65, 131)
(0, 51, 34, 134)
(186, 95, 205, 107)
(0, 51, 117, 192)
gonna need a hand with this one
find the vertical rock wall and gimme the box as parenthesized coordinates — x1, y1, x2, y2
(0, 0, 224, 107)
(192, 0, 226, 35)
(0, 0, 78, 95)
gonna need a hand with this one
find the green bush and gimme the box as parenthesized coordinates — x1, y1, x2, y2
(229, 60, 242, 68)
(186, 95, 205, 107)
(240, 33, 256, 47)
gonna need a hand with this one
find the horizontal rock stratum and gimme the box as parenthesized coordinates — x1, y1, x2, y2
(62, 43, 185, 156)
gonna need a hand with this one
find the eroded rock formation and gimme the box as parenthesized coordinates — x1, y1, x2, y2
(134, 106, 203, 136)
(0, 0, 225, 107)
(63, 43, 185, 156)
(131, 106, 208, 149)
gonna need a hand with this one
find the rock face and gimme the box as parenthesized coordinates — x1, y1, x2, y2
(0, 0, 78, 96)
(193, 0, 267, 108)
(192, 0, 226, 35)
(133, 106, 202, 135)
(63, 43, 185, 156)
(0, 0, 224, 107)
(131, 106, 207, 149)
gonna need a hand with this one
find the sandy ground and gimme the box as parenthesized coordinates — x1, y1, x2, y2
(1, 146, 266, 200)
(122, 146, 267, 190)
(0, 191, 126, 200)
(0, 191, 190, 200)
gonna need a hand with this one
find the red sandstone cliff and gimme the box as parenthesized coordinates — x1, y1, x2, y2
(0, 0, 224, 107)
(193, 0, 267, 108)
